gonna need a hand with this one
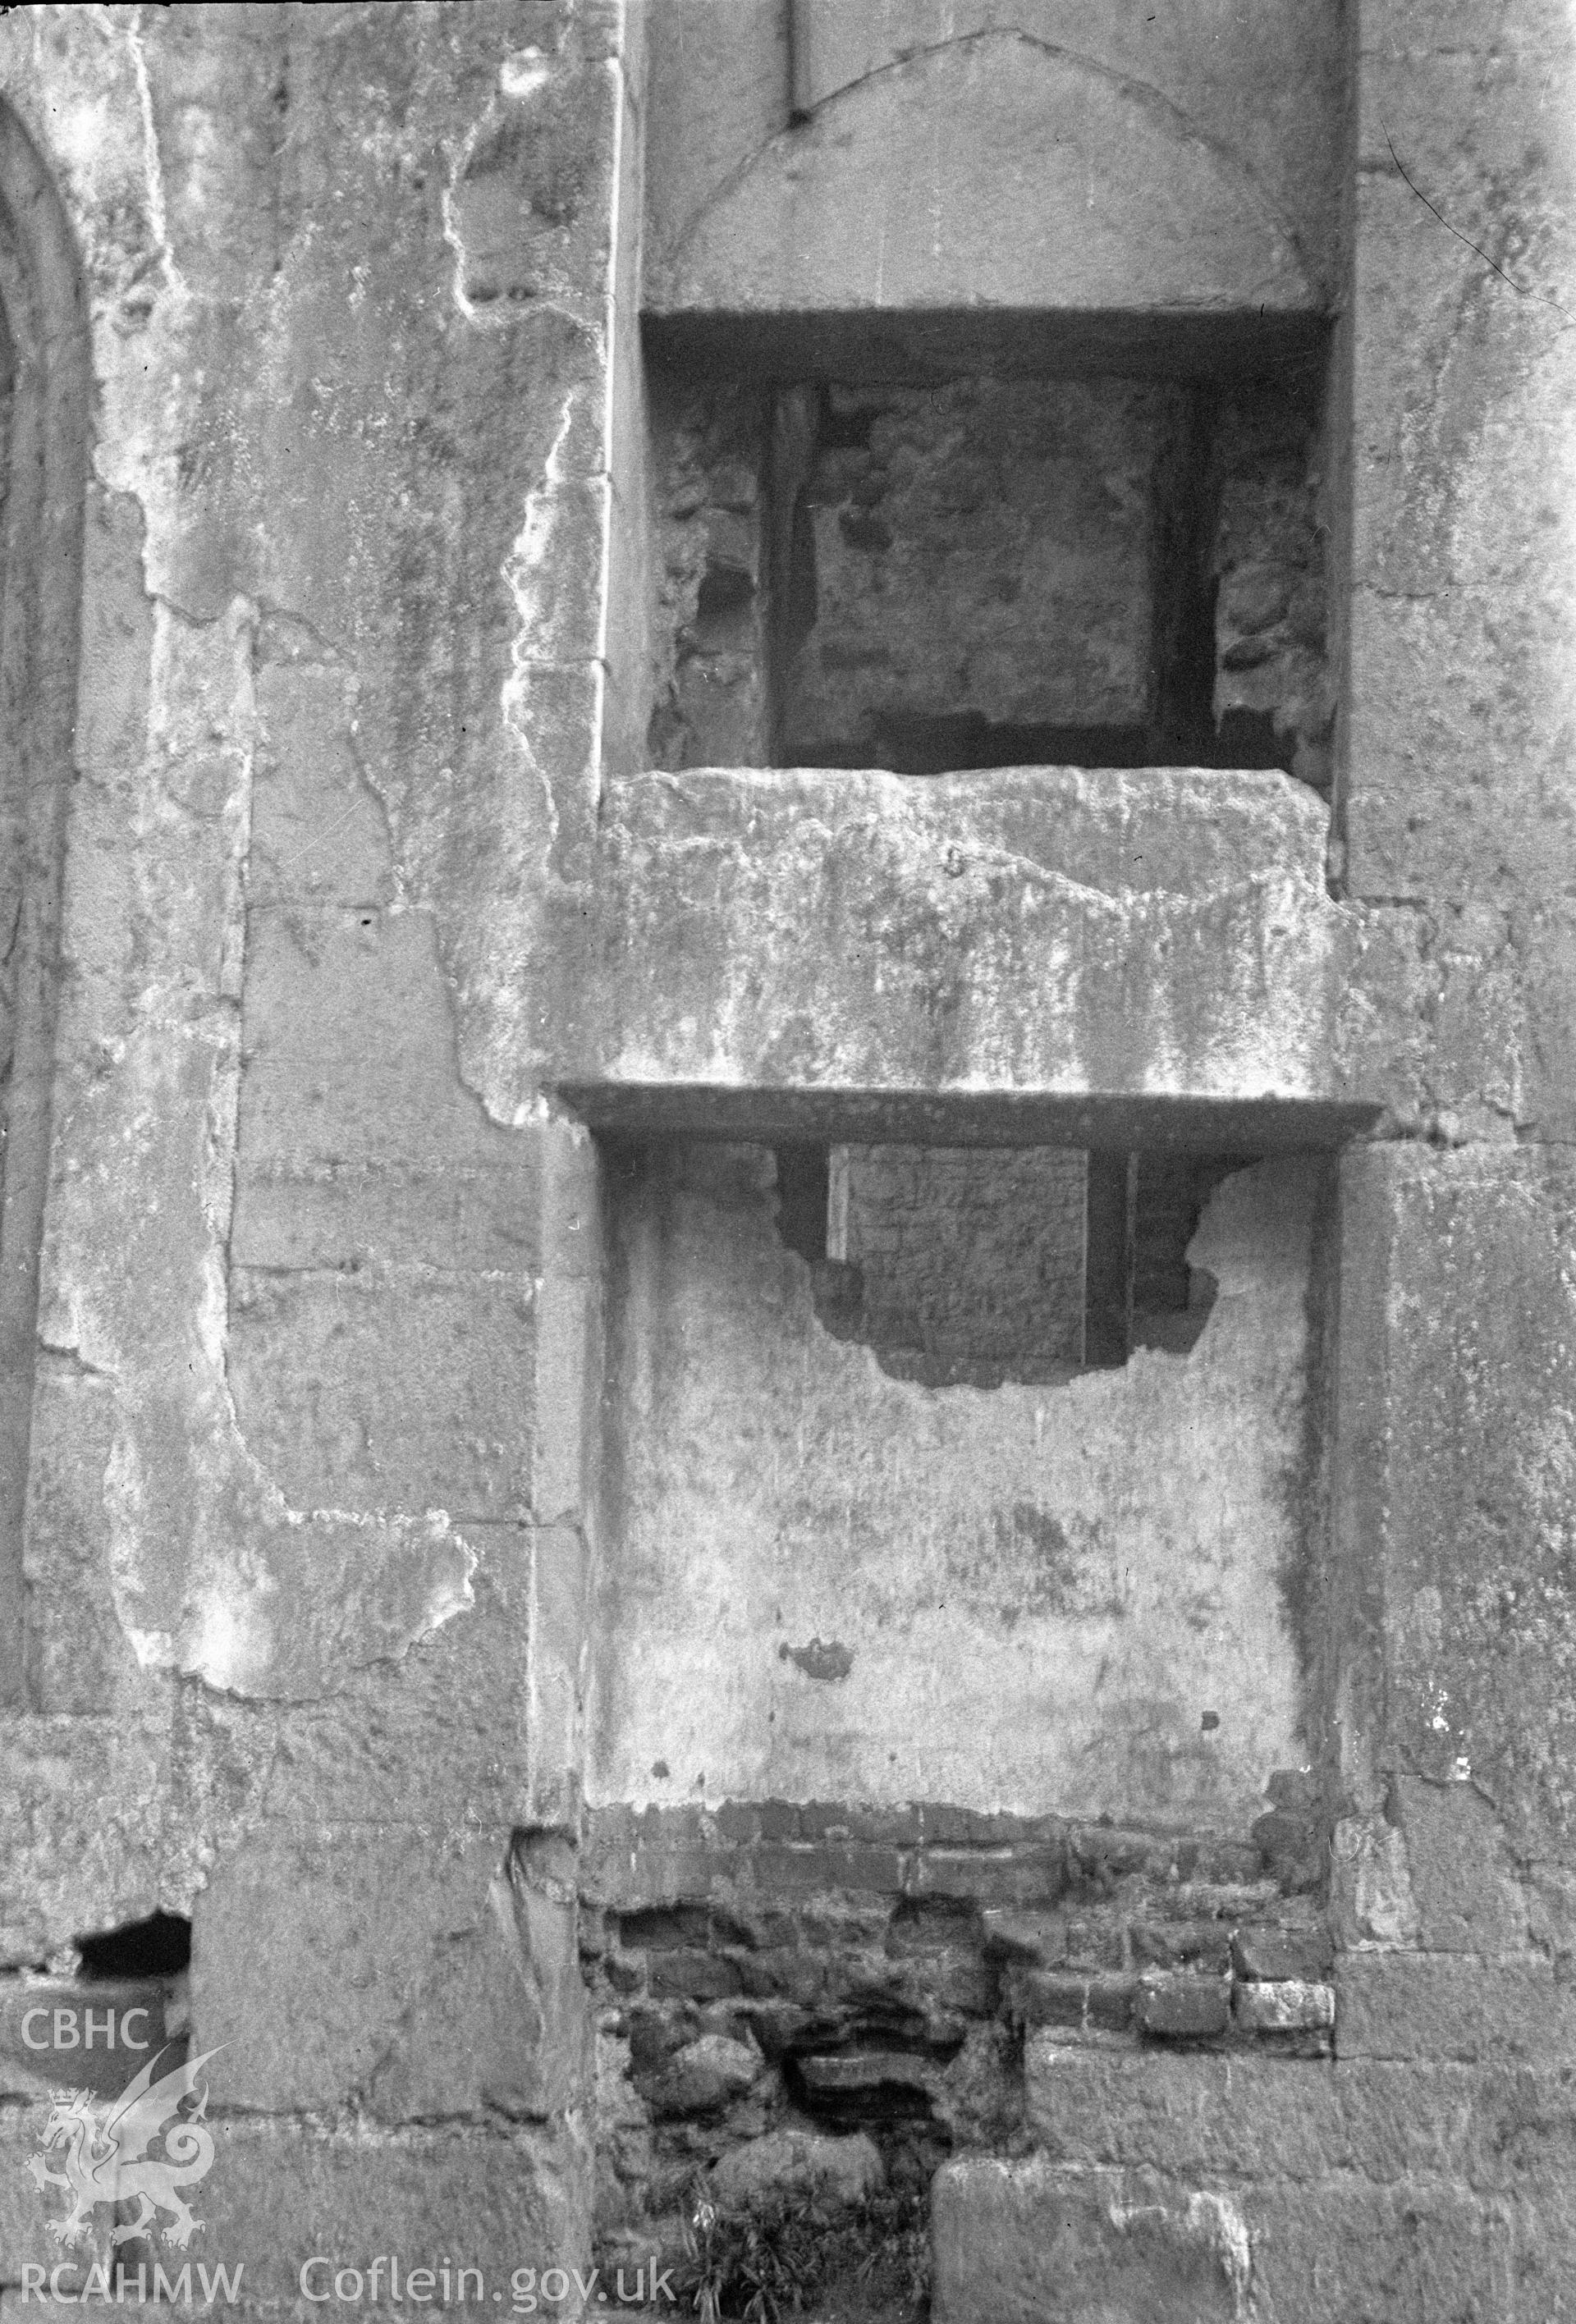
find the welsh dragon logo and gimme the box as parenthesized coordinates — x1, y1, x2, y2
(27, 2047, 221, 2249)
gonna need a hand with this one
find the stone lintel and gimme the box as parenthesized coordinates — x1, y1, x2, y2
(642, 307, 1329, 388)
(554, 765, 1382, 1143)
(557, 1083, 1378, 1154)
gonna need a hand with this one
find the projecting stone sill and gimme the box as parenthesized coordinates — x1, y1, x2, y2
(555, 766, 1390, 1137)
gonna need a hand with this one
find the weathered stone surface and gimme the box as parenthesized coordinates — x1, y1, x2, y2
(1028, 2042, 1340, 2180)
(932, 2157, 1248, 2324)
(189, 2114, 592, 2308)
(566, 766, 1395, 1137)
(1026, 2038, 1576, 2198)
(1232, 1924, 1335, 1983)
(234, 905, 543, 1276)
(19, 1363, 149, 1718)
(1335, 1952, 1576, 2066)
(1239, 2177, 1514, 2322)
(708, 2128, 883, 2213)
(648, 25, 1317, 332)
(1137, 1974, 1232, 2040)
(1346, 21, 1576, 913)
(1234, 1979, 1335, 2034)
(1010, 1970, 1137, 2037)
(228, 1265, 535, 1522)
(565, 775, 1450, 1148)
(1330, 1817, 1422, 1951)
(789, 1, 1348, 294)
(591, 1145, 1317, 1820)
(190, 1825, 584, 2123)
(0, 1719, 168, 1968)
(0, 0, 629, 1720)
(1510, 2193, 1576, 2324)
(644, 2034, 760, 2117)
(1341, 2061, 1576, 2195)
(1390, 1776, 1532, 1955)
(1335, 1146, 1576, 1855)
(167, 1531, 532, 1847)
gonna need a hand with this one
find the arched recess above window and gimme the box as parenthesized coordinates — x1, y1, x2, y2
(0, 101, 90, 1708)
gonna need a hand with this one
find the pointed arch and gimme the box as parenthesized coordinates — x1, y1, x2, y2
(653, 30, 1315, 324)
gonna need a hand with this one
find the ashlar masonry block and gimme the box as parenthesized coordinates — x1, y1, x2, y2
(558, 766, 1389, 1144)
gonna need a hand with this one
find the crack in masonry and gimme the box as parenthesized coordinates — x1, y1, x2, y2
(207, 598, 258, 1412)
(502, 390, 582, 863)
(440, 111, 488, 327)
(126, 7, 181, 298)
(1382, 125, 1535, 302)
(338, 722, 411, 910)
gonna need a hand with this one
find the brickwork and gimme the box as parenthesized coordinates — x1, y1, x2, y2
(580, 1798, 1328, 2283)
(839, 1146, 1087, 1384)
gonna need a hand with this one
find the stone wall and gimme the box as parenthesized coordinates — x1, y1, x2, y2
(581, 1794, 1330, 2293)
(779, 380, 1166, 766)
(645, 371, 1333, 783)
(0, 2, 635, 2299)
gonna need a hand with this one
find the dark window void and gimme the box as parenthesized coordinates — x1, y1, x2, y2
(76, 1911, 191, 1980)
(648, 363, 1330, 792)
(774, 1144, 1239, 1386)
(774, 1142, 831, 1265)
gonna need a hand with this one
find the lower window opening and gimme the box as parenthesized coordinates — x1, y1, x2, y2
(773, 1143, 1244, 1386)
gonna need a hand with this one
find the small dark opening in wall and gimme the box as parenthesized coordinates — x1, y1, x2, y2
(76, 1910, 191, 1980)
(1084, 1151, 1135, 1370)
(694, 560, 756, 643)
(775, 1145, 1244, 1384)
(774, 1143, 830, 1265)
(1212, 707, 1296, 777)
(786, 2050, 937, 2124)
(1131, 1151, 1244, 1352)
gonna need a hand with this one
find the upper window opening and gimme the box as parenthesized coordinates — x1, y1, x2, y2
(648, 366, 1330, 792)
